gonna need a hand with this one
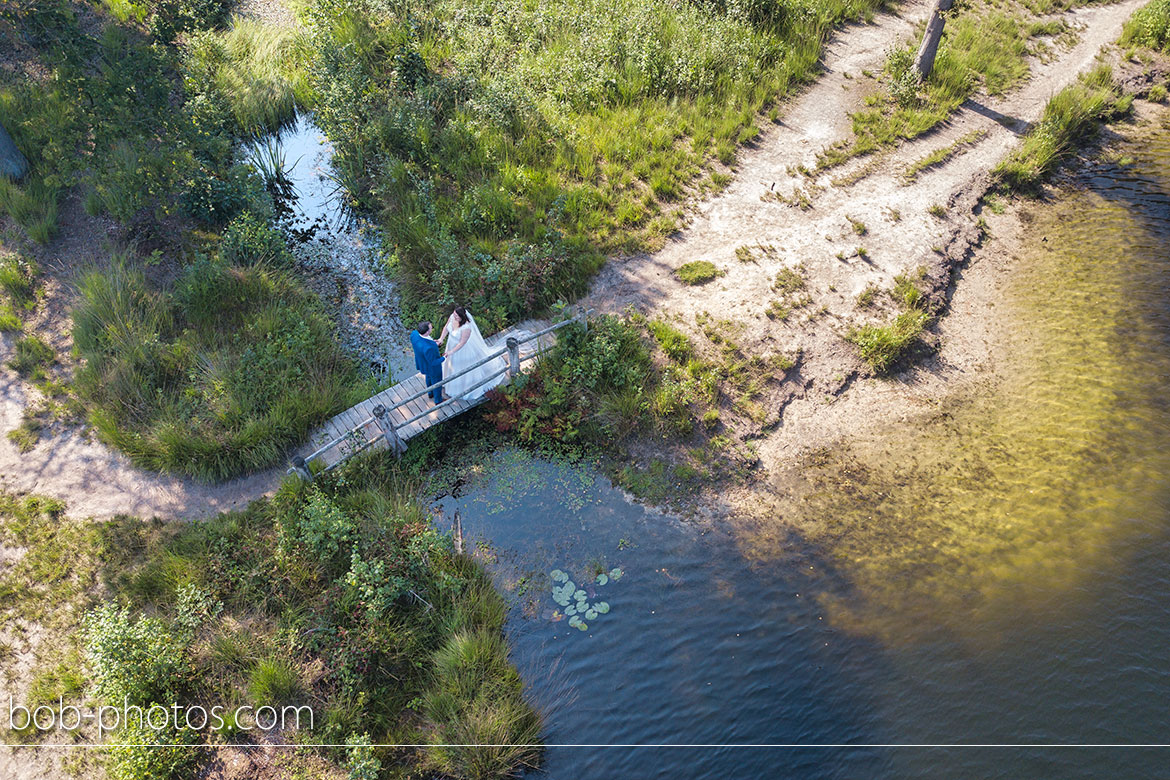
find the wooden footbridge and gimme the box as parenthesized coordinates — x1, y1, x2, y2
(289, 311, 587, 480)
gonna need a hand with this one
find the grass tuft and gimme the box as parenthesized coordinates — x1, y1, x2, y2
(675, 260, 723, 285)
(995, 65, 1131, 191)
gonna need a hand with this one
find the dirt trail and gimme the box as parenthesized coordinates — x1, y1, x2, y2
(586, 0, 1147, 486)
(0, 0, 1146, 520)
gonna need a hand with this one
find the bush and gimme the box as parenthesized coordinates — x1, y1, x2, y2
(83, 604, 188, 706)
(106, 720, 200, 780)
(485, 315, 652, 444)
(220, 209, 294, 267)
(182, 162, 265, 226)
(675, 260, 724, 285)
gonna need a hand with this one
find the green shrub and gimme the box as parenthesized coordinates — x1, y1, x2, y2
(277, 486, 361, 569)
(83, 604, 188, 706)
(106, 720, 200, 780)
(485, 315, 652, 443)
(675, 260, 723, 285)
(182, 162, 265, 226)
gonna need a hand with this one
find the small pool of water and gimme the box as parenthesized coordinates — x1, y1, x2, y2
(437, 120, 1170, 778)
(255, 115, 417, 381)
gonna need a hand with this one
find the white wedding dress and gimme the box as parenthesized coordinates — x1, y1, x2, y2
(442, 312, 508, 401)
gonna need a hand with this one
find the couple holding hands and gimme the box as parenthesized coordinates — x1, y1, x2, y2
(410, 306, 507, 406)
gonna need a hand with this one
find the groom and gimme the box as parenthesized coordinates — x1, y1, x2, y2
(411, 321, 445, 405)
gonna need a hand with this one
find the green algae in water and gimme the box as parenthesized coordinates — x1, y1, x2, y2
(455, 448, 601, 515)
(747, 127, 1170, 640)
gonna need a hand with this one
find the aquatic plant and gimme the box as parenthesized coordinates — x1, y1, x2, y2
(547, 566, 623, 632)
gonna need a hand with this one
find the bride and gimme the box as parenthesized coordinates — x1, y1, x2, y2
(438, 306, 508, 401)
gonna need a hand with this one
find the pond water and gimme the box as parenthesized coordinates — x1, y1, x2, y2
(437, 121, 1170, 778)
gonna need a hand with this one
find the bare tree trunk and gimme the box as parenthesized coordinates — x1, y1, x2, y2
(913, 0, 955, 80)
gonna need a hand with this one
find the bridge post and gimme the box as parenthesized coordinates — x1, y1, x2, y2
(290, 456, 314, 483)
(372, 404, 406, 457)
(506, 337, 520, 378)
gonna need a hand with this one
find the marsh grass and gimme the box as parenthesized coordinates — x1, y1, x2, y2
(995, 64, 1131, 191)
(72, 254, 370, 481)
(185, 18, 303, 137)
(301, 0, 889, 326)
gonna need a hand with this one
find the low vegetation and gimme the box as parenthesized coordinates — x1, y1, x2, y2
(847, 270, 931, 373)
(817, 4, 1066, 170)
(995, 65, 1132, 191)
(0, 0, 256, 244)
(902, 129, 987, 182)
(292, 0, 889, 329)
(1121, 0, 1170, 52)
(0, 458, 540, 779)
(675, 260, 724, 285)
(72, 235, 370, 481)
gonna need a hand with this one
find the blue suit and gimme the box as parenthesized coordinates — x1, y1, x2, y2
(411, 329, 445, 404)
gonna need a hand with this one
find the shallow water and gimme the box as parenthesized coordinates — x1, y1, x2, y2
(438, 120, 1170, 778)
(261, 116, 417, 381)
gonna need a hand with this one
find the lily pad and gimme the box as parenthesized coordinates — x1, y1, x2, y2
(595, 573, 608, 586)
(565, 604, 577, 616)
(550, 569, 569, 583)
(575, 620, 588, 631)
(568, 615, 582, 629)
(594, 602, 610, 614)
(573, 589, 587, 602)
(553, 594, 570, 607)
(609, 568, 623, 581)
(585, 608, 598, 620)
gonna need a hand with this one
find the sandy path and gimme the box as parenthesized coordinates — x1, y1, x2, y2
(585, 0, 1147, 482)
(0, 0, 1146, 521)
(0, 370, 282, 519)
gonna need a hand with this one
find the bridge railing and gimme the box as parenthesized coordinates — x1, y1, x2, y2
(289, 309, 590, 480)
